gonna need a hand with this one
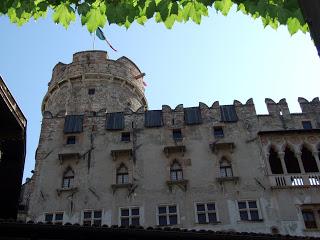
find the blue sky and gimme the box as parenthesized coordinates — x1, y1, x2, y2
(0, 6, 319, 181)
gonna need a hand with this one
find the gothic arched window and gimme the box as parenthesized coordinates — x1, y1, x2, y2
(284, 146, 301, 173)
(117, 164, 129, 184)
(62, 168, 74, 189)
(170, 161, 183, 181)
(301, 145, 319, 173)
(220, 157, 233, 177)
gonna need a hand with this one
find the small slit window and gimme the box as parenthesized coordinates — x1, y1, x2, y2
(66, 136, 76, 145)
(88, 88, 95, 95)
(214, 127, 224, 138)
(121, 132, 130, 142)
(172, 129, 182, 141)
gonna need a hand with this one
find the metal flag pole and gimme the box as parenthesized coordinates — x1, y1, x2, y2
(92, 32, 96, 50)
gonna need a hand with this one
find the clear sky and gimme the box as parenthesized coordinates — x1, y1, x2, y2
(0, 6, 319, 182)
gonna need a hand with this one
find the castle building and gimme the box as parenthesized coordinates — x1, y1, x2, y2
(26, 51, 320, 237)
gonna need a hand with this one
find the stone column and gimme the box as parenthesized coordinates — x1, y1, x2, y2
(312, 151, 320, 172)
(278, 151, 288, 174)
(296, 152, 306, 174)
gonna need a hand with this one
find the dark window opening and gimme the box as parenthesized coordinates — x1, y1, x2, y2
(269, 147, 283, 174)
(121, 132, 130, 142)
(173, 129, 182, 141)
(301, 146, 319, 172)
(302, 121, 312, 130)
(302, 210, 317, 229)
(170, 161, 183, 181)
(214, 127, 224, 138)
(66, 136, 76, 145)
(88, 88, 95, 95)
(116, 164, 129, 184)
(284, 146, 301, 173)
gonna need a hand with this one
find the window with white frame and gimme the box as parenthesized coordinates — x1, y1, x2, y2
(170, 161, 183, 181)
(116, 164, 129, 184)
(62, 168, 74, 189)
(157, 205, 179, 226)
(120, 207, 140, 226)
(219, 158, 233, 177)
(83, 210, 102, 226)
(44, 212, 64, 225)
(195, 203, 218, 224)
(238, 200, 261, 221)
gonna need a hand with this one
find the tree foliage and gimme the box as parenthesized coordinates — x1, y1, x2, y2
(0, 0, 308, 35)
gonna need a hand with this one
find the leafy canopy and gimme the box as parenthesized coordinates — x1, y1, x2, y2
(1, 0, 308, 35)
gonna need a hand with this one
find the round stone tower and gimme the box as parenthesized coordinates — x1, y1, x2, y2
(42, 50, 148, 116)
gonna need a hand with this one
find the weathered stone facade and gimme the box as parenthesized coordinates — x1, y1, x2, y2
(26, 51, 320, 237)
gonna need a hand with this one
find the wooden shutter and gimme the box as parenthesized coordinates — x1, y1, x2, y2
(220, 105, 238, 122)
(64, 115, 84, 133)
(106, 112, 125, 130)
(144, 110, 163, 127)
(184, 107, 202, 125)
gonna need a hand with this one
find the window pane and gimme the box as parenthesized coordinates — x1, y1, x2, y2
(169, 215, 178, 225)
(84, 211, 92, 219)
(220, 168, 226, 177)
(131, 217, 140, 226)
(158, 206, 167, 214)
(250, 210, 259, 220)
(55, 213, 63, 221)
(170, 172, 177, 181)
(121, 218, 129, 227)
(94, 211, 102, 218)
(177, 171, 183, 180)
(197, 213, 206, 224)
(169, 205, 177, 213)
(117, 175, 122, 184)
(226, 167, 233, 177)
(123, 174, 129, 184)
(159, 216, 167, 226)
(248, 201, 257, 208)
(93, 220, 101, 226)
(83, 220, 91, 226)
(196, 204, 205, 212)
(208, 213, 217, 223)
(121, 209, 129, 216)
(45, 214, 53, 222)
(207, 203, 215, 211)
(131, 208, 139, 216)
(238, 202, 246, 209)
(240, 211, 249, 220)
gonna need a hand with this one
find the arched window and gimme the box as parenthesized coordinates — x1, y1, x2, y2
(117, 164, 129, 184)
(301, 145, 319, 172)
(62, 168, 74, 189)
(170, 161, 183, 181)
(284, 146, 301, 173)
(220, 157, 233, 177)
(268, 147, 283, 174)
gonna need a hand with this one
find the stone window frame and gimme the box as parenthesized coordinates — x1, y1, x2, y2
(116, 163, 129, 185)
(237, 200, 262, 222)
(156, 204, 180, 226)
(219, 156, 233, 178)
(44, 212, 64, 225)
(62, 167, 75, 189)
(119, 206, 141, 227)
(170, 160, 183, 181)
(194, 202, 219, 224)
(82, 209, 103, 226)
(300, 205, 320, 231)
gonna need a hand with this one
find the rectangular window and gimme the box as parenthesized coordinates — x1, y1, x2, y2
(302, 121, 312, 130)
(66, 136, 76, 144)
(195, 203, 218, 224)
(120, 207, 140, 227)
(83, 210, 102, 226)
(45, 212, 64, 224)
(172, 129, 183, 141)
(213, 127, 224, 138)
(88, 88, 95, 95)
(302, 210, 317, 229)
(220, 165, 233, 177)
(238, 200, 261, 221)
(121, 132, 130, 142)
(157, 205, 178, 226)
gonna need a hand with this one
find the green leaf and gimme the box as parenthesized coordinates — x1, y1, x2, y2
(214, 0, 233, 16)
(52, 3, 75, 28)
(287, 17, 300, 35)
(164, 14, 175, 28)
(81, 2, 106, 32)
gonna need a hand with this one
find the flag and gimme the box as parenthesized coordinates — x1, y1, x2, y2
(96, 27, 117, 52)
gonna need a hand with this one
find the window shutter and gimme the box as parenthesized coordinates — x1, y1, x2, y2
(220, 105, 238, 122)
(106, 112, 125, 130)
(184, 107, 202, 125)
(144, 110, 163, 127)
(64, 115, 84, 133)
